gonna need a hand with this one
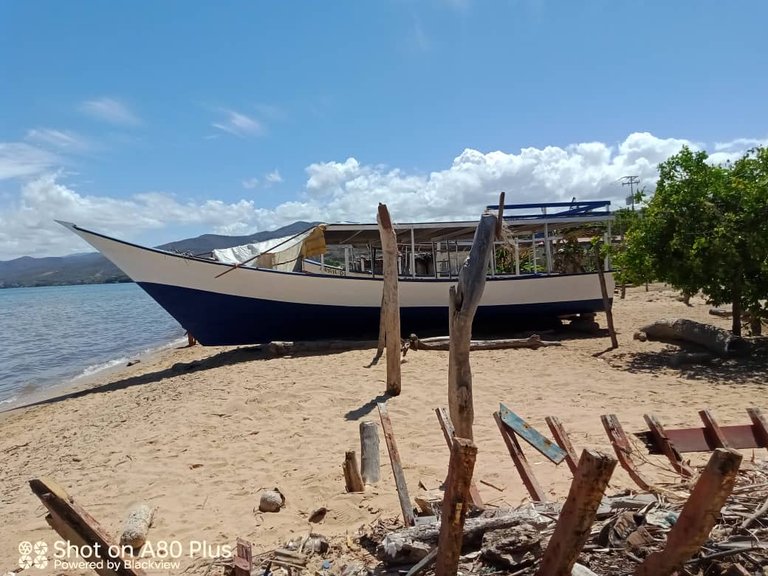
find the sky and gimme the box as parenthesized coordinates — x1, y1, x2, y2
(1, 0, 766, 260)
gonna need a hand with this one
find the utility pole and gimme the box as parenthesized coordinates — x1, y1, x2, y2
(621, 175, 640, 211)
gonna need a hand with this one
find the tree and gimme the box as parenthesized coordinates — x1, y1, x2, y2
(624, 146, 768, 336)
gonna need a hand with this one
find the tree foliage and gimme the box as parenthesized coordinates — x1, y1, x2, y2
(624, 145, 768, 335)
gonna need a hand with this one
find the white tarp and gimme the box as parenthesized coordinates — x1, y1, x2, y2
(212, 228, 323, 272)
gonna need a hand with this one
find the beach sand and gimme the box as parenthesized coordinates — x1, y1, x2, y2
(1, 284, 765, 574)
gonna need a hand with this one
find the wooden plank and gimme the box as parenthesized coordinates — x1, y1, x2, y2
(405, 547, 438, 576)
(377, 203, 401, 396)
(29, 477, 145, 576)
(435, 438, 478, 576)
(643, 414, 693, 477)
(233, 538, 252, 576)
(545, 416, 579, 475)
(494, 411, 547, 502)
(747, 407, 768, 451)
(435, 407, 484, 509)
(378, 402, 416, 526)
(499, 403, 566, 464)
(448, 212, 497, 439)
(601, 414, 653, 492)
(635, 448, 742, 576)
(536, 450, 617, 576)
(699, 409, 731, 448)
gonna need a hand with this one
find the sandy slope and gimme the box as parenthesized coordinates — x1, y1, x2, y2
(1, 284, 765, 574)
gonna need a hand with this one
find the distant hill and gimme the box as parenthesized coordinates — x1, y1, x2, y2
(0, 221, 317, 288)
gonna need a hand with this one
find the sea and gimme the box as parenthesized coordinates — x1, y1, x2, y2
(0, 283, 186, 408)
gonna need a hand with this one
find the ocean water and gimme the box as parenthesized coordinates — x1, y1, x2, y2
(0, 283, 185, 407)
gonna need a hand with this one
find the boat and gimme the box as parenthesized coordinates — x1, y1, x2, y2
(58, 200, 616, 345)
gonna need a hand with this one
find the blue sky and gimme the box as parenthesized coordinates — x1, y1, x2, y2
(1, 0, 766, 259)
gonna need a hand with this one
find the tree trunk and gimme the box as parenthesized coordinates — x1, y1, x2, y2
(636, 318, 748, 356)
(732, 298, 742, 336)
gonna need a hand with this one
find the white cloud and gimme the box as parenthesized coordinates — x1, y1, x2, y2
(241, 177, 259, 189)
(25, 128, 88, 151)
(1, 132, 764, 260)
(265, 170, 283, 184)
(0, 143, 59, 181)
(80, 97, 141, 126)
(212, 109, 263, 137)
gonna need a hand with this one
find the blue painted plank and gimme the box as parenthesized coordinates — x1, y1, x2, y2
(498, 403, 566, 464)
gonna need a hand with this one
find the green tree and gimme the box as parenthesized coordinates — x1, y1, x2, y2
(625, 146, 768, 335)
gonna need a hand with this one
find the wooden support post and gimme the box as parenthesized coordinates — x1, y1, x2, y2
(644, 413, 693, 477)
(378, 402, 416, 526)
(435, 437, 478, 576)
(546, 416, 579, 475)
(29, 477, 146, 576)
(494, 411, 547, 502)
(360, 421, 381, 485)
(233, 538, 253, 576)
(377, 203, 402, 395)
(435, 407, 484, 509)
(448, 212, 497, 440)
(595, 245, 618, 349)
(536, 450, 617, 576)
(747, 407, 768, 451)
(601, 414, 654, 492)
(343, 450, 365, 492)
(699, 409, 731, 448)
(635, 448, 743, 576)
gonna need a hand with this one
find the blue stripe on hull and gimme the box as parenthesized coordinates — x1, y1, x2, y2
(137, 282, 608, 346)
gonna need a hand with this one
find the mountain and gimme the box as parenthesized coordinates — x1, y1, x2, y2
(0, 221, 317, 288)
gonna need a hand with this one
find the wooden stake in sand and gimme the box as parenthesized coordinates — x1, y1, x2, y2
(378, 402, 415, 526)
(595, 244, 618, 349)
(635, 448, 742, 576)
(448, 210, 498, 439)
(343, 450, 365, 493)
(536, 450, 617, 576)
(435, 437, 478, 576)
(377, 203, 402, 396)
(360, 420, 381, 485)
(435, 407, 484, 509)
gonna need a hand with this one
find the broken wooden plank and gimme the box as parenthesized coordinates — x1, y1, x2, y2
(643, 413, 693, 477)
(499, 403, 566, 464)
(435, 437, 478, 576)
(435, 407, 484, 509)
(494, 411, 547, 502)
(545, 416, 579, 474)
(378, 402, 416, 526)
(699, 409, 731, 448)
(601, 414, 654, 492)
(343, 450, 365, 493)
(635, 448, 743, 576)
(747, 407, 768, 451)
(233, 538, 253, 576)
(29, 477, 146, 576)
(405, 547, 438, 576)
(536, 450, 617, 576)
(595, 246, 618, 349)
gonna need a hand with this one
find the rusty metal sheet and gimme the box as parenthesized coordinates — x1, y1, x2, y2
(637, 425, 762, 454)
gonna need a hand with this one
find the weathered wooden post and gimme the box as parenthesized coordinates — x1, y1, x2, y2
(595, 243, 618, 349)
(635, 448, 742, 576)
(536, 450, 617, 576)
(377, 203, 402, 395)
(343, 450, 365, 492)
(435, 437, 478, 576)
(448, 211, 498, 439)
(360, 420, 381, 485)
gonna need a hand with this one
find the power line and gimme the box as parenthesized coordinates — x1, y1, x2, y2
(621, 175, 641, 211)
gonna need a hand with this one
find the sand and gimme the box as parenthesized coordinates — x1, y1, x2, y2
(1, 284, 765, 574)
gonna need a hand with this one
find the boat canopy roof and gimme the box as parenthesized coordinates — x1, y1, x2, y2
(322, 200, 613, 246)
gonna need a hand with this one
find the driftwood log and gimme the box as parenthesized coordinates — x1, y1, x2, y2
(119, 502, 155, 551)
(448, 212, 498, 440)
(266, 340, 378, 356)
(360, 421, 380, 485)
(378, 203, 402, 395)
(634, 318, 748, 356)
(343, 451, 365, 493)
(409, 334, 561, 351)
(377, 507, 554, 564)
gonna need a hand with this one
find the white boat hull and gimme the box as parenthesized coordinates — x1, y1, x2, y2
(61, 223, 614, 345)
